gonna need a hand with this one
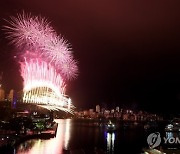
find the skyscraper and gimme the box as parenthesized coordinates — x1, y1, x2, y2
(96, 105, 100, 113)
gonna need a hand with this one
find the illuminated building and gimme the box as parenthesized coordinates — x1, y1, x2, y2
(96, 105, 100, 113)
(116, 106, 119, 112)
(8, 89, 14, 101)
(0, 88, 5, 101)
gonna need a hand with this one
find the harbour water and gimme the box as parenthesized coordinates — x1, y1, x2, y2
(14, 119, 149, 154)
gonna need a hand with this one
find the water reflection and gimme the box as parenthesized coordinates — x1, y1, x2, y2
(64, 119, 71, 150)
(16, 119, 71, 154)
(14, 119, 146, 154)
(106, 132, 115, 153)
(166, 131, 180, 139)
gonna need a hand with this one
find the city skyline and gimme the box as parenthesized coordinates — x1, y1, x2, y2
(0, 1, 180, 114)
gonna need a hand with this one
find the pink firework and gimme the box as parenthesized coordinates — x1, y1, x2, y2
(59, 57, 78, 80)
(21, 59, 74, 111)
(4, 12, 78, 112)
(21, 58, 65, 95)
(4, 12, 54, 48)
(4, 12, 78, 80)
(43, 35, 72, 63)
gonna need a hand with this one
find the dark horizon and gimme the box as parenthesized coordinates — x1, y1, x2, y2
(0, 0, 180, 114)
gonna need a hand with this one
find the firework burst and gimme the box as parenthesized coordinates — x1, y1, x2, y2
(4, 13, 78, 80)
(21, 59, 65, 95)
(4, 12, 78, 113)
(21, 59, 74, 112)
(4, 12, 54, 47)
(59, 57, 78, 80)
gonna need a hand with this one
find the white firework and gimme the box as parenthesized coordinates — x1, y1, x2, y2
(42, 35, 72, 64)
(59, 57, 78, 80)
(4, 12, 54, 48)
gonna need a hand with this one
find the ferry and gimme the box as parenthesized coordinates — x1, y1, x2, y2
(106, 120, 116, 132)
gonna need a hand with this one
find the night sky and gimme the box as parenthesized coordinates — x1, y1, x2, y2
(1, 0, 180, 114)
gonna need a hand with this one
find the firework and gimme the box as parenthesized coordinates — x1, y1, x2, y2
(21, 59, 74, 112)
(59, 57, 78, 80)
(21, 59, 65, 96)
(4, 12, 78, 113)
(4, 13, 78, 80)
(4, 12, 54, 47)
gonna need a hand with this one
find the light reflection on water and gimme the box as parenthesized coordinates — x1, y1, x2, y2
(64, 119, 71, 150)
(15, 119, 158, 153)
(106, 132, 115, 153)
(166, 131, 180, 139)
(16, 119, 71, 154)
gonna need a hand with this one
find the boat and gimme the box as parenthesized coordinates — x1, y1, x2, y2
(165, 118, 180, 132)
(106, 120, 116, 132)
